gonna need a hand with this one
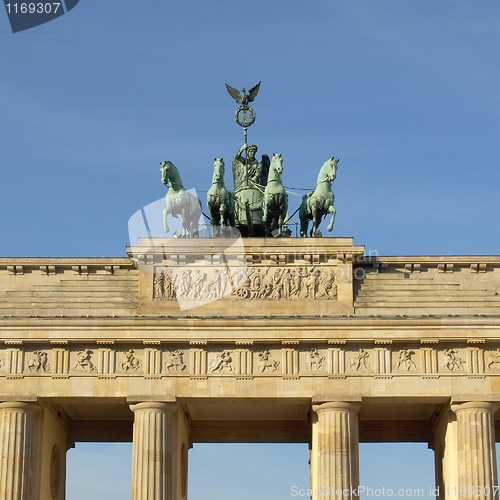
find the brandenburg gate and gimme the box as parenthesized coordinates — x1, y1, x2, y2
(1, 83, 499, 500)
(1, 237, 500, 500)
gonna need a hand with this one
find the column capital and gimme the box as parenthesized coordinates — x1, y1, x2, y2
(312, 401, 360, 415)
(0, 401, 40, 413)
(129, 401, 178, 414)
(451, 401, 499, 415)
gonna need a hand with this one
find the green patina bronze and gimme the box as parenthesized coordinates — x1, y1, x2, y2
(299, 157, 339, 237)
(262, 153, 288, 237)
(206, 158, 235, 237)
(160, 160, 202, 238)
(231, 143, 270, 236)
(157, 83, 339, 238)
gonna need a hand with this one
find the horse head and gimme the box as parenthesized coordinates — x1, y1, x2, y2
(160, 160, 175, 186)
(160, 160, 185, 192)
(268, 153, 283, 182)
(212, 158, 225, 184)
(319, 157, 339, 184)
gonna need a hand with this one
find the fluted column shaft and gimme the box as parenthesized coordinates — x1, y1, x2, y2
(312, 402, 360, 500)
(451, 402, 499, 500)
(130, 402, 177, 500)
(0, 402, 40, 500)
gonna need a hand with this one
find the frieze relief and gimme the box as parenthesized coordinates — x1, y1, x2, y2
(26, 350, 50, 372)
(74, 349, 96, 372)
(165, 350, 186, 372)
(486, 348, 500, 371)
(120, 349, 141, 372)
(153, 266, 337, 301)
(303, 348, 326, 372)
(349, 348, 370, 372)
(209, 350, 234, 373)
(257, 350, 280, 373)
(4, 344, 500, 377)
(396, 349, 417, 371)
(443, 348, 465, 371)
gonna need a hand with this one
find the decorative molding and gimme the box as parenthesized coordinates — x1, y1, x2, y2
(3, 343, 500, 379)
(153, 265, 337, 301)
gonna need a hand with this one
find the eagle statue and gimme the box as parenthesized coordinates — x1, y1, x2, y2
(225, 82, 261, 108)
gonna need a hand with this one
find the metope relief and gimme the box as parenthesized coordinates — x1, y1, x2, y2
(304, 348, 326, 371)
(165, 350, 186, 373)
(487, 348, 500, 371)
(443, 348, 465, 371)
(256, 350, 280, 373)
(153, 266, 337, 301)
(121, 349, 141, 372)
(349, 349, 370, 371)
(397, 349, 417, 371)
(74, 349, 96, 372)
(26, 350, 50, 373)
(209, 350, 234, 373)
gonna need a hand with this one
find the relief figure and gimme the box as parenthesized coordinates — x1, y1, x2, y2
(444, 349, 465, 371)
(350, 349, 370, 371)
(397, 349, 417, 371)
(304, 348, 325, 371)
(75, 349, 95, 372)
(209, 350, 234, 373)
(26, 350, 50, 372)
(165, 350, 186, 372)
(257, 350, 280, 373)
(121, 349, 141, 371)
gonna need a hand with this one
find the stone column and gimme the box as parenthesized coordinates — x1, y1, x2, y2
(312, 402, 360, 500)
(129, 402, 177, 500)
(0, 402, 40, 500)
(451, 402, 499, 500)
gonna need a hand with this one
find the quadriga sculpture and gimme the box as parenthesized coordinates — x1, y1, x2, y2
(206, 158, 235, 237)
(160, 160, 202, 238)
(262, 153, 288, 237)
(299, 157, 338, 237)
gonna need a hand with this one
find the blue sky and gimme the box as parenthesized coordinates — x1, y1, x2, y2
(1, 1, 500, 257)
(2, 1, 500, 498)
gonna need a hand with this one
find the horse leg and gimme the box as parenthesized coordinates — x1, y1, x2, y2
(264, 216, 271, 237)
(262, 193, 269, 223)
(163, 207, 170, 234)
(179, 207, 189, 237)
(310, 206, 319, 237)
(219, 203, 226, 228)
(279, 195, 288, 236)
(327, 205, 336, 232)
(191, 221, 199, 238)
(208, 204, 219, 237)
(299, 208, 308, 237)
(190, 200, 201, 238)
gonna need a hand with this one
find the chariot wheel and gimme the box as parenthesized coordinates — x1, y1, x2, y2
(236, 287, 250, 299)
